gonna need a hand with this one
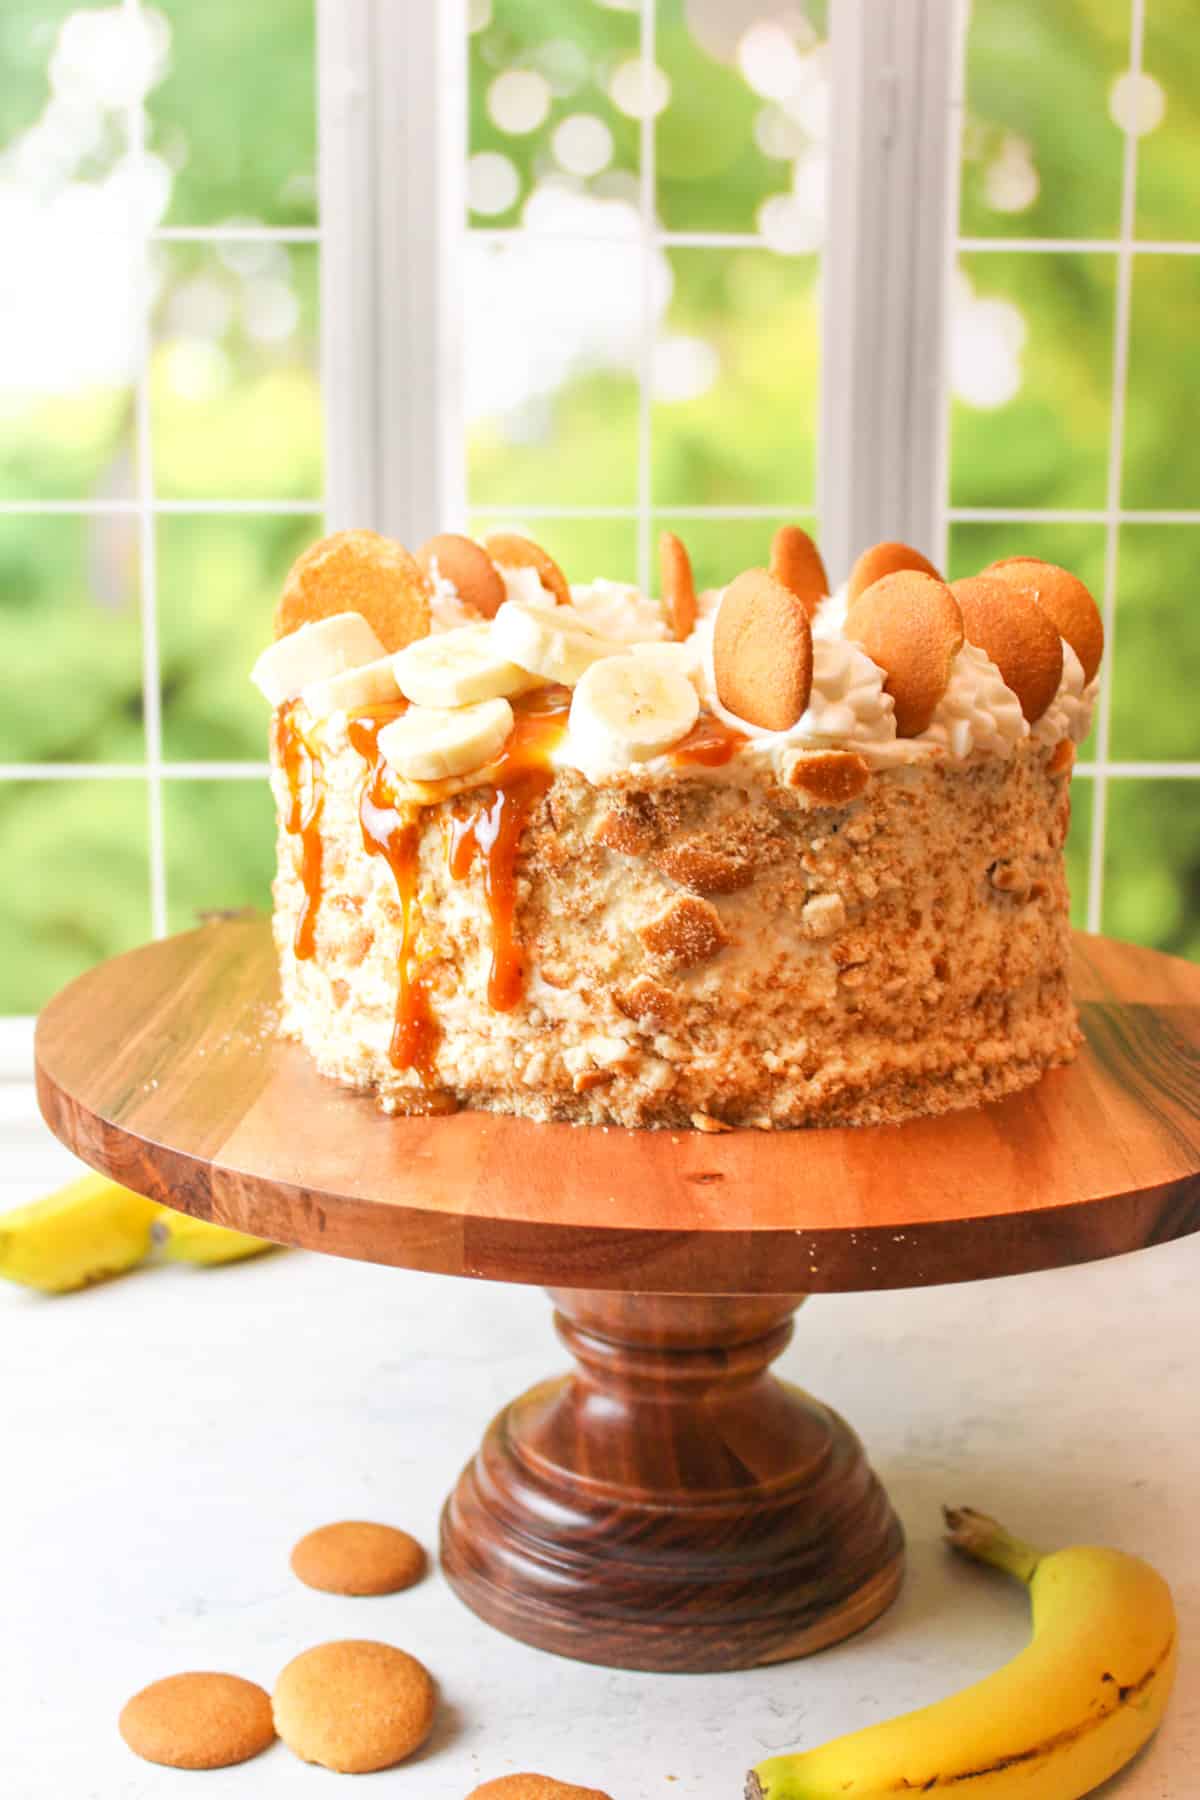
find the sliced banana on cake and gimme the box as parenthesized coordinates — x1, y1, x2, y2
(393, 622, 542, 708)
(251, 611, 386, 705)
(377, 696, 514, 782)
(569, 654, 699, 776)
(491, 599, 621, 687)
(300, 653, 401, 717)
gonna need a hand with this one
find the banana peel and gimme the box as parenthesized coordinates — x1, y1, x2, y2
(747, 1506, 1176, 1800)
(0, 1174, 275, 1293)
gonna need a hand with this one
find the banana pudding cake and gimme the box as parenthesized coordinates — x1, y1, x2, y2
(252, 526, 1101, 1129)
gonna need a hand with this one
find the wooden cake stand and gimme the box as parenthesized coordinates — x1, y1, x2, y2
(35, 920, 1200, 1673)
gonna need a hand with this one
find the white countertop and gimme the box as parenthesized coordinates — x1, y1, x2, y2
(2, 1082, 1197, 1798)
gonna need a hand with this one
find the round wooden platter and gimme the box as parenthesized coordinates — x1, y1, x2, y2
(34, 919, 1200, 1675)
(33, 918, 1200, 1297)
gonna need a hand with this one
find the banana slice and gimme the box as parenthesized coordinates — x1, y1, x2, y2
(251, 612, 386, 706)
(300, 653, 400, 718)
(393, 623, 542, 708)
(377, 696, 514, 782)
(569, 654, 699, 777)
(491, 600, 621, 687)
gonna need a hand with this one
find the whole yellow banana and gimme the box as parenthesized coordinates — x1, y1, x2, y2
(153, 1211, 275, 1267)
(0, 1173, 160, 1293)
(0, 1174, 274, 1292)
(748, 1507, 1176, 1800)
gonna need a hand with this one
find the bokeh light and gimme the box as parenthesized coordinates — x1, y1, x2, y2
(950, 271, 1027, 410)
(467, 150, 521, 216)
(652, 334, 720, 403)
(982, 135, 1040, 214)
(610, 57, 671, 121)
(551, 114, 615, 177)
(1109, 70, 1167, 138)
(487, 68, 552, 135)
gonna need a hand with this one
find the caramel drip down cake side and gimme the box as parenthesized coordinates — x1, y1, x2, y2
(254, 528, 1100, 1129)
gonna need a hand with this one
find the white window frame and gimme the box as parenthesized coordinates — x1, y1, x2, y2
(5, 0, 1193, 1064)
(318, 0, 1200, 953)
(317, 0, 966, 595)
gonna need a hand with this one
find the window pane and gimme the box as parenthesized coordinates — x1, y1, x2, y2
(149, 0, 318, 227)
(150, 240, 321, 502)
(465, 237, 641, 509)
(949, 253, 1114, 511)
(0, 779, 150, 1012)
(1123, 256, 1200, 512)
(653, 512, 816, 593)
(164, 779, 274, 936)
(468, 514, 638, 588)
(0, 5, 139, 499)
(467, 0, 638, 232)
(1135, 3, 1194, 241)
(652, 248, 817, 508)
(158, 511, 317, 763)
(1104, 779, 1200, 960)
(946, 519, 1105, 585)
(0, 511, 143, 764)
(655, 0, 828, 240)
(958, 0, 1125, 242)
(1066, 775, 1093, 933)
(1109, 526, 1200, 765)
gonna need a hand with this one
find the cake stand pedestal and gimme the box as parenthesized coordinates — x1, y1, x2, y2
(35, 921, 1200, 1673)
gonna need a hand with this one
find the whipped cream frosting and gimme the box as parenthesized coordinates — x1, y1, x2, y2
(570, 578, 671, 645)
(696, 628, 898, 762)
(427, 557, 481, 632)
(497, 563, 553, 609)
(811, 583, 848, 641)
(1033, 642, 1098, 746)
(919, 641, 1028, 759)
(326, 555, 1096, 785)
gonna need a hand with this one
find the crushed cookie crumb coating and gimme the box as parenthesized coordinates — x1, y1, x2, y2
(271, 715, 1079, 1129)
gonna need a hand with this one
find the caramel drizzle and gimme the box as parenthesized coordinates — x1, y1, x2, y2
(444, 691, 569, 1012)
(347, 704, 439, 1082)
(671, 711, 748, 767)
(274, 701, 325, 960)
(346, 689, 568, 1081)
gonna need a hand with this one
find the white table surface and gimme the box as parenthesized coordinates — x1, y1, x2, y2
(2, 1079, 1197, 1799)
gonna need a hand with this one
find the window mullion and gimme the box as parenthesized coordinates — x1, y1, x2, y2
(821, 0, 965, 579)
(317, 0, 465, 538)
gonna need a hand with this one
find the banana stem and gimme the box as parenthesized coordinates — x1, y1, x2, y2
(944, 1506, 1043, 1586)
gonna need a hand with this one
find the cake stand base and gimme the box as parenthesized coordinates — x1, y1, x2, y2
(440, 1290, 904, 1672)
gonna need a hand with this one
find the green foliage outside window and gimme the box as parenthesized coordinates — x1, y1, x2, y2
(0, 0, 1197, 1011)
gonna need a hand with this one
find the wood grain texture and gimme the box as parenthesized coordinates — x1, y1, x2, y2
(34, 918, 1200, 1295)
(440, 1290, 904, 1671)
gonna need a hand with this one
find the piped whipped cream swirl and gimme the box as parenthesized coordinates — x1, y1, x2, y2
(426, 557, 479, 632)
(919, 641, 1028, 758)
(1033, 642, 1098, 746)
(699, 630, 898, 756)
(811, 583, 849, 642)
(569, 578, 671, 644)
